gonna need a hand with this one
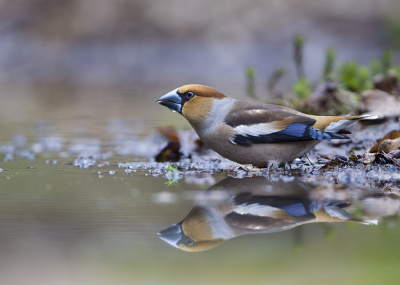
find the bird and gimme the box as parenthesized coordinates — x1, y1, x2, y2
(157, 176, 377, 252)
(157, 84, 378, 167)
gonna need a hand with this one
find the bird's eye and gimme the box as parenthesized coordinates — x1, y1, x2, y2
(186, 239, 194, 247)
(186, 91, 195, 99)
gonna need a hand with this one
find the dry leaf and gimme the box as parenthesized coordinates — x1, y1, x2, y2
(361, 153, 376, 164)
(369, 130, 400, 153)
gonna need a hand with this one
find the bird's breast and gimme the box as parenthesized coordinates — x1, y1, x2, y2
(201, 128, 320, 165)
(189, 97, 235, 136)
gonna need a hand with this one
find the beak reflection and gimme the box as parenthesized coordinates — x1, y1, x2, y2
(157, 223, 183, 248)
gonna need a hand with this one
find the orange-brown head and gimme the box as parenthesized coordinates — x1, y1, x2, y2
(157, 84, 227, 128)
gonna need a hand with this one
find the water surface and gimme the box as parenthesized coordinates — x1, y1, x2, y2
(0, 112, 399, 285)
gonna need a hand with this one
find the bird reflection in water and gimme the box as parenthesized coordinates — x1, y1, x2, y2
(158, 176, 381, 252)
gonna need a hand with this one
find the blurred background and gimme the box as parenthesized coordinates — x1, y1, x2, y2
(0, 0, 399, 125)
(1, 2, 400, 285)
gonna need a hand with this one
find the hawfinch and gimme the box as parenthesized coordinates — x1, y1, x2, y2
(157, 85, 377, 166)
(158, 177, 374, 252)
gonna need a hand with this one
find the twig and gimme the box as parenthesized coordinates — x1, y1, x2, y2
(305, 153, 314, 166)
(381, 151, 400, 167)
(381, 182, 393, 192)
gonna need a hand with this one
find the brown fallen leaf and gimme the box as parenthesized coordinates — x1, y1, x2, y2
(378, 138, 400, 154)
(155, 126, 181, 162)
(155, 141, 181, 162)
(155, 127, 207, 162)
(158, 126, 179, 142)
(369, 130, 400, 153)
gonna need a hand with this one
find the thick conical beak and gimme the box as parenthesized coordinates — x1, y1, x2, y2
(157, 222, 183, 248)
(156, 88, 182, 113)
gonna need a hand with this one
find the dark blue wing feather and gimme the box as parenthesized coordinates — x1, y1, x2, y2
(232, 123, 349, 146)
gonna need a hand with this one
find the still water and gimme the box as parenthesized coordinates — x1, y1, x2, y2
(1, 156, 399, 284)
(0, 100, 399, 284)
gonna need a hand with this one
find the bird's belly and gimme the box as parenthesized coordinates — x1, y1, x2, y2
(201, 132, 319, 166)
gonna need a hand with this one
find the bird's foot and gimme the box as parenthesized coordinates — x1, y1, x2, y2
(262, 162, 278, 180)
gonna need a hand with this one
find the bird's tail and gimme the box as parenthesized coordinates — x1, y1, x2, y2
(313, 205, 377, 225)
(321, 114, 378, 134)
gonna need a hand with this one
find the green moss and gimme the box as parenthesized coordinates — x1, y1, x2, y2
(247, 36, 400, 114)
(293, 78, 312, 100)
(338, 61, 372, 92)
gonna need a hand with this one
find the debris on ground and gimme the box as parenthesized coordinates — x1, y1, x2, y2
(155, 127, 181, 162)
(359, 90, 400, 119)
(372, 70, 400, 98)
(300, 80, 359, 115)
(381, 183, 400, 199)
(155, 126, 207, 162)
(369, 130, 400, 153)
(1, 117, 400, 188)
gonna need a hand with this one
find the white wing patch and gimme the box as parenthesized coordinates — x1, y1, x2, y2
(229, 110, 281, 144)
(234, 204, 283, 217)
(234, 123, 281, 137)
(229, 115, 287, 145)
(250, 109, 265, 114)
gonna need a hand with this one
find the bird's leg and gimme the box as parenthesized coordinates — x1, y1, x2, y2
(264, 162, 275, 180)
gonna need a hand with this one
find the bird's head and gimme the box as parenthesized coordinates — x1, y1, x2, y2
(157, 84, 227, 127)
(157, 207, 225, 252)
